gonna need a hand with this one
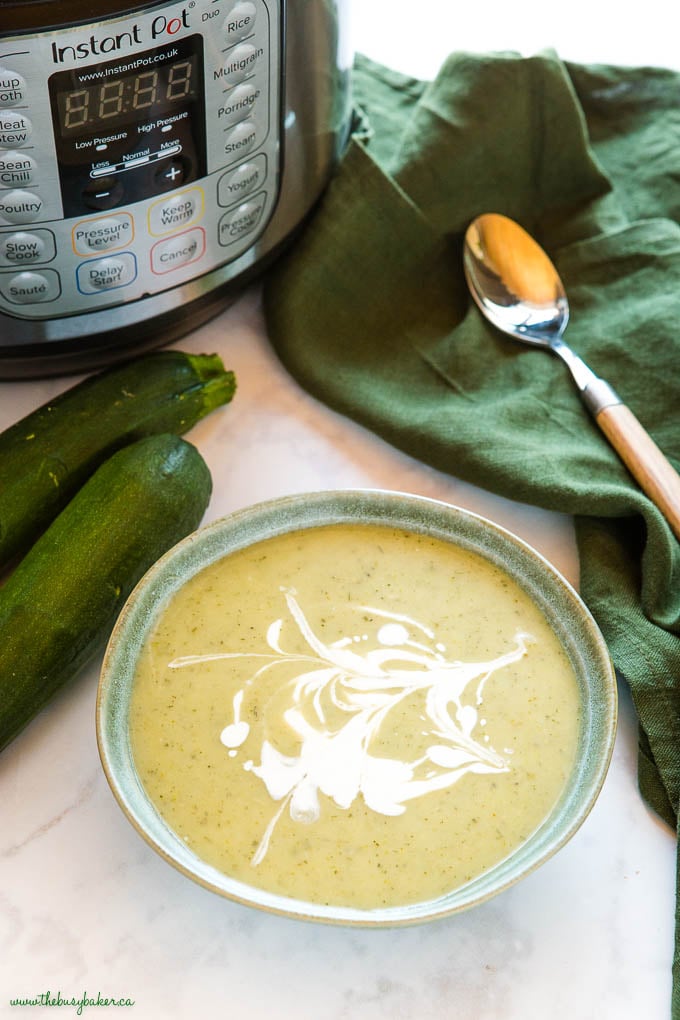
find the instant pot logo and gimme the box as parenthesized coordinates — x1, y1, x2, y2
(50, 10, 191, 63)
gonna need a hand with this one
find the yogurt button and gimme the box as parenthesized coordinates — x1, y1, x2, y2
(0, 69, 27, 108)
(0, 189, 43, 224)
(0, 230, 51, 265)
(0, 150, 37, 187)
(0, 269, 60, 304)
(223, 1, 257, 44)
(217, 82, 260, 128)
(223, 119, 258, 161)
(77, 253, 137, 294)
(217, 154, 266, 206)
(221, 43, 260, 86)
(0, 111, 32, 147)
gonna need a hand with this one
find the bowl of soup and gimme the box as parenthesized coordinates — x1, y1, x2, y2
(97, 489, 617, 925)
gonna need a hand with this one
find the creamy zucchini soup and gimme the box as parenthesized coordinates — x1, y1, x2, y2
(129, 524, 581, 909)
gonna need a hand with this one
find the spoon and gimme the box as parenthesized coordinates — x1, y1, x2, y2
(463, 212, 680, 541)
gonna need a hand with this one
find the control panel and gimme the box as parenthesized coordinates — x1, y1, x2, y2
(0, 0, 280, 320)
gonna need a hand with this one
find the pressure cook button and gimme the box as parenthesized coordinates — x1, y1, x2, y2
(151, 228, 205, 274)
(0, 69, 27, 108)
(217, 83, 260, 128)
(221, 43, 261, 87)
(217, 191, 266, 246)
(72, 214, 134, 255)
(0, 269, 60, 304)
(0, 189, 43, 224)
(82, 177, 125, 211)
(0, 229, 54, 266)
(76, 253, 137, 294)
(149, 188, 203, 235)
(223, 1, 257, 44)
(217, 154, 267, 206)
(0, 111, 32, 148)
(0, 150, 37, 187)
(223, 119, 258, 161)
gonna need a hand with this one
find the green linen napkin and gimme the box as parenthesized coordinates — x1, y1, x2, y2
(262, 51, 680, 1010)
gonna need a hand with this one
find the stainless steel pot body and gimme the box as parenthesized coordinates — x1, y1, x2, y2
(0, 0, 352, 376)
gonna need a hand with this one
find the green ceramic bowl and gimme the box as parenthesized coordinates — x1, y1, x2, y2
(96, 489, 617, 925)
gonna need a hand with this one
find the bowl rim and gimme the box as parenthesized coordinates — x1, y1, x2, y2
(96, 487, 618, 926)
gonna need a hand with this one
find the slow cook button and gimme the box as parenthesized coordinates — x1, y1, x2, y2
(0, 111, 32, 148)
(218, 191, 266, 247)
(221, 43, 262, 87)
(149, 187, 203, 236)
(0, 189, 43, 224)
(223, 1, 257, 45)
(76, 253, 137, 295)
(72, 213, 134, 255)
(0, 268, 60, 304)
(217, 154, 267, 206)
(0, 229, 55, 266)
(151, 228, 205, 274)
(217, 82, 261, 129)
(0, 150, 37, 187)
(0, 69, 27, 108)
(223, 119, 258, 162)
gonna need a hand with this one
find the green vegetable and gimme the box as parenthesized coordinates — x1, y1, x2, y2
(0, 350, 234, 569)
(0, 433, 212, 752)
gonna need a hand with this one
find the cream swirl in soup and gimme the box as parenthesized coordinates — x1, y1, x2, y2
(129, 524, 580, 909)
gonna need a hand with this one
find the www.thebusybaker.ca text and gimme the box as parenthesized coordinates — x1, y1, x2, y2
(9, 990, 135, 1015)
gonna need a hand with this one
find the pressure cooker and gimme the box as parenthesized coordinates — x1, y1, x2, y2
(0, 0, 352, 377)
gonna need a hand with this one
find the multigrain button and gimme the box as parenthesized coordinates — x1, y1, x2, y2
(0, 69, 27, 107)
(76, 253, 137, 294)
(151, 228, 205, 274)
(0, 150, 37, 187)
(223, 1, 257, 44)
(0, 269, 60, 304)
(223, 119, 257, 161)
(0, 229, 55, 266)
(217, 154, 267, 206)
(0, 189, 43, 224)
(72, 214, 134, 255)
(221, 43, 262, 86)
(0, 111, 32, 147)
(217, 83, 260, 128)
(217, 191, 266, 246)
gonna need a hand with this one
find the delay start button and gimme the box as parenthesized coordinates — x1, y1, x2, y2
(76, 253, 137, 295)
(151, 227, 205, 275)
(0, 268, 60, 304)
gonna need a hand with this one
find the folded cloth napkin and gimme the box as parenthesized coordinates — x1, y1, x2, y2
(263, 51, 680, 1009)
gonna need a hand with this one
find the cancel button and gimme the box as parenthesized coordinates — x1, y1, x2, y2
(151, 228, 205, 275)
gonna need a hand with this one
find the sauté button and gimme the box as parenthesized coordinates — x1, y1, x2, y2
(0, 189, 43, 224)
(0, 150, 37, 187)
(0, 69, 27, 108)
(0, 269, 60, 304)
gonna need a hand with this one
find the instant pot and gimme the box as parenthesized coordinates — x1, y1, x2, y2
(0, 0, 352, 377)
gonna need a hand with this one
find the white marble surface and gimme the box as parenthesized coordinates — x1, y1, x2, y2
(1, 6, 678, 1019)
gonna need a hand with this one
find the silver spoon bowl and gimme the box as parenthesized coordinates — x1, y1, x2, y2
(463, 212, 680, 540)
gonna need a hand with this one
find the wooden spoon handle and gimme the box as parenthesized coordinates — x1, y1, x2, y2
(595, 402, 680, 541)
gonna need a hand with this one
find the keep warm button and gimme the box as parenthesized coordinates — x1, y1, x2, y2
(151, 228, 205, 275)
(76, 253, 137, 295)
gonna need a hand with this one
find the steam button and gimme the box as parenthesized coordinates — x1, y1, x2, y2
(223, 119, 258, 162)
(0, 112, 32, 148)
(0, 69, 27, 108)
(0, 189, 43, 224)
(223, 2, 257, 45)
(0, 269, 60, 304)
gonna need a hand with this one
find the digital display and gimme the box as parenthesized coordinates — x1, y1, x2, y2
(54, 55, 200, 138)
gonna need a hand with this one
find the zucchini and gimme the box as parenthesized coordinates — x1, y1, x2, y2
(0, 350, 234, 569)
(0, 433, 212, 752)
